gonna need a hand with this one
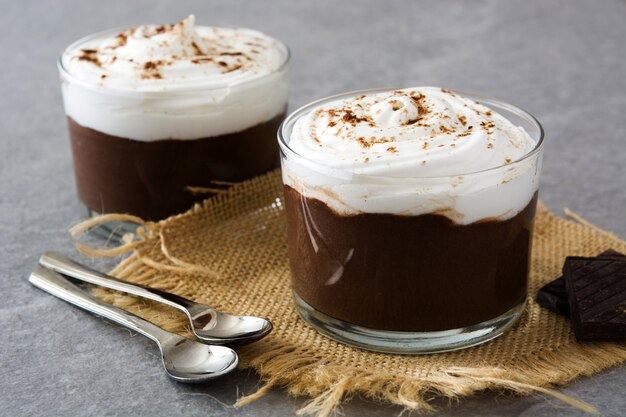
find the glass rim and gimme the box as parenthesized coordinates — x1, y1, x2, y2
(57, 24, 291, 96)
(278, 87, 545, 180)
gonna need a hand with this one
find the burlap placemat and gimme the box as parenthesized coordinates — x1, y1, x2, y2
(73, 170, 626, 416)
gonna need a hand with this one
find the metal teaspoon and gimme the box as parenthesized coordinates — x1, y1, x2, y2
(39, 252, 272, 345)
(29, 267, 238, 383)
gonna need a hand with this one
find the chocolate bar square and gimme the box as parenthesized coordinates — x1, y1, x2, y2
(536, 249, 625, 317)
(564, 256, 626, 340)
(536, 278, 570, 316)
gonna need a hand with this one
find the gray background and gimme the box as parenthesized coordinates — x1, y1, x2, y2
(1, 0, 625, 416)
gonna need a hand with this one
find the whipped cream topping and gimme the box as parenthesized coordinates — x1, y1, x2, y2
(62, 15, 287, 91)
(282, 87, 542, 224)
(59, 16, 289, 140)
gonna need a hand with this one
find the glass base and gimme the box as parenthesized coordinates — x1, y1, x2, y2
(80, 202, 141, 241)
(293, 292, 526, 354)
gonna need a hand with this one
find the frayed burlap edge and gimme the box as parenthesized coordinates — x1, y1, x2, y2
(70, 173, 626, 417)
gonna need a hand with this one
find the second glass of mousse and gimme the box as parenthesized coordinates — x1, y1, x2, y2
(279, 87, 544, 353)
(59, 15, 289, 221)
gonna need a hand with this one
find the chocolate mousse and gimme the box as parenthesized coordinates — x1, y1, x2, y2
(284, 186, 537, 332)
(279, 87, 544, 350)
(59, 16, 290, 220)
(68, 113, 284, 220)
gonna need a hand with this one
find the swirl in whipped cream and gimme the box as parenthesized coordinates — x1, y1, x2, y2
(59, 16, 290, 140)
(282, 87, 542, 224)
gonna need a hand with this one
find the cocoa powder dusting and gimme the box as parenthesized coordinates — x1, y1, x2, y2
(440, 88, 457, 96)
(191, 57, 214, 64)
(341, 109, 371, 126)
(357, 137, 372, 149)
(386, 146, 398, 154)
(77, 49, 101, 67)
(115, 33, 128, 47)
(140, 60, 172, 79)
(140, 72, 163, 80)
(406, 92, 431, 124)
(224, 64, 243, 73)
(480, 121, 496, 130)
(191, 41, 203, 55)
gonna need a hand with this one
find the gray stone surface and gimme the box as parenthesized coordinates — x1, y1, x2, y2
(1, 0, 625, 416)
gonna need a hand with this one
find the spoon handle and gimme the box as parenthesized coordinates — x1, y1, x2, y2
(29, 267, 173, 344)
(39, 251, 202, 315)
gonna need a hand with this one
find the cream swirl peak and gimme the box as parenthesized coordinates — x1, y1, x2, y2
(61, 15, 288, 91)
(282, 87, 542, 224)
(288, 87, 535, 177)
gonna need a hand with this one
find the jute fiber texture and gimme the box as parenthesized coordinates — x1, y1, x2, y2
(74, 170, 626, 416)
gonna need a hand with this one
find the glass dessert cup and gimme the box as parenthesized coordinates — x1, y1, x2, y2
(279, 89, 544, 354)
(58, 26, 290, 236)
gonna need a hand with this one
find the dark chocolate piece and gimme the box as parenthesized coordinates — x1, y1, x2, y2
(536, 278, 570, 316)
(564, 256, 626, 340)
(536, 250, 625, 317)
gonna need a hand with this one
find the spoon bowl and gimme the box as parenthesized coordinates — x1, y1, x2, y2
(189, 306, 273, 345)
(160, 336, 239, 382)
